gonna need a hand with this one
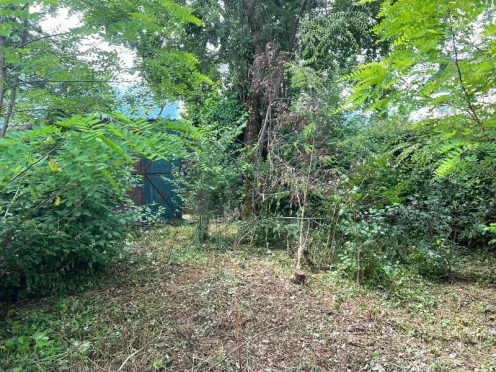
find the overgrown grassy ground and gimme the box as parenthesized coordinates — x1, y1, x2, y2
(1, 225, 495, 371)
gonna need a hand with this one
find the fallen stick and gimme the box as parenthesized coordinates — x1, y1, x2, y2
(116, 347, 145, 372)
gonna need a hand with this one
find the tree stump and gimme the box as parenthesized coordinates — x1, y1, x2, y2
(293, 270, 306, 284)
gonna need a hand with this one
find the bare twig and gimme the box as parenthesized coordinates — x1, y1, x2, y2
(87, 358, 112, 372)
(449, 20, 483, 128)
(296, 137, 315, 271)
(116, 347, 145, 372)
(231, 230, 251, 370)
(18, 31, 71, 48)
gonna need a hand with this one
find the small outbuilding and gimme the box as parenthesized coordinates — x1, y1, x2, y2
(118, 95, 183, 220)
(129, 157, 182, 220)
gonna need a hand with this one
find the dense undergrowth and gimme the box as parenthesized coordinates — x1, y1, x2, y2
(175, 0, 496, 289)
(1, 0, 495, 298)
(0, 226, 495, 371)
(0, 116, 192, 299)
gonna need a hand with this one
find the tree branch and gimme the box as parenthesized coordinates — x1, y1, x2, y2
(289, 0, 309, 54)
(0, 36, 7, 122)
(1, 15, 29, 137)
(10, 146, 60, 183)
(18, 32, 71, 48)
(449, 22, 483, 128)
(7, 79, 140, 90)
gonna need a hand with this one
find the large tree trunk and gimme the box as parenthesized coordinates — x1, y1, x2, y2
(244, 0, 262, 148)
(241, 0, 309, 216)
(243, 0, 307, 147)
(245, 90, 260, 146)
(241, 0, 264, 216)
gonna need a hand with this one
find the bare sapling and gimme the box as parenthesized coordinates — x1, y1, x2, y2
(294, 137, 315, 284)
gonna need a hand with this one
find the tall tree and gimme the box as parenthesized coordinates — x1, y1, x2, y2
(190, 0, 314, 146)
(178, 0, 385, 143)
(170, 0, 387, 214)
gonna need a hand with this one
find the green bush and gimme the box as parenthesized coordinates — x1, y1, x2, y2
(0, 115, 192, 298)
(176, 91, 247, 244)
(0, 194, 131, 299)
(249, 216, 299, 250)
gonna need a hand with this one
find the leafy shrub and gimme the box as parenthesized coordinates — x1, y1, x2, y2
(248, 216, 299, 250)
(486, 224, 496, 245)
(176, 91, 246, 244)
(0, 115, 192, 298)
(0, 297, 98, 370)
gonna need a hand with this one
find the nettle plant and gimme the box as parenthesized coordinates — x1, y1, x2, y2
(0, 114, 195, 298)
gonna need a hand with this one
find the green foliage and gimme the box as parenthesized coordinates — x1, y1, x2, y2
(307, 0, 496, 283)
(3, 0, 490, 296)
(0, 0, 209, 299)
(0, 115, 195, 298)
(0, 297, 103, 370)
(333, 212, 388, 283)
(175, 91, 246, 243)
(486, 224, 496, 244)
(73, 0, 212, 101)
(299, 2, 384, 73)
(0, 1, 119, 133)
(345, 0, 496, 178)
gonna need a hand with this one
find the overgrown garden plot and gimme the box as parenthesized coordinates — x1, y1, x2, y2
(1, 226, 495, 371)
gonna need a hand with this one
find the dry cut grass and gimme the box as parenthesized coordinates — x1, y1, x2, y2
(1, 226, 495, 371)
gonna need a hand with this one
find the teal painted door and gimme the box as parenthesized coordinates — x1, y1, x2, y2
(140, 158, 182, 219)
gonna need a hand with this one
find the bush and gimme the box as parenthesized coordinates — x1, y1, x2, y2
(0, 197, 131, 299)
(0, 115, 191, 298)
(176, 91, 246, 244)
(248, 216, 299, 250)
